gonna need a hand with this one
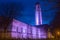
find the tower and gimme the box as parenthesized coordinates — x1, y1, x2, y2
(35, 2, 42, 25)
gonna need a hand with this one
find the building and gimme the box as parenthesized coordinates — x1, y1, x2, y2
(9, 2, 47, 39)
(9, 19, 47, 39)
(0, 2, 53, 39)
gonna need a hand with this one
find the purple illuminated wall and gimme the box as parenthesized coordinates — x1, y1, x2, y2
(31, 27, 37, 38)
(11, 19, 47, 39)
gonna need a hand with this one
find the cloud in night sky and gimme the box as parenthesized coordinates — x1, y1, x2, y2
(0, 0, 57, 25)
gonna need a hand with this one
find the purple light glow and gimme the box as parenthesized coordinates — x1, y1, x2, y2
(35, 3, 42, 25)
(22, 26, 27, 38)
(35, 11, 40, 25)
(40, 8, 42, 24)
(32, 27, 37, 38)
(11, 32, 18, 38)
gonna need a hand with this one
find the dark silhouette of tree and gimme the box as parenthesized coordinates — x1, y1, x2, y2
(50, 1, 60, 37)
(0, 2, 24, 32)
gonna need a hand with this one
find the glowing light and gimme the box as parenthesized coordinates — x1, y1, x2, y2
(40, 8, 42, 24)
(32, 27, 37, 38)
(57, 31, 60, 35)
(35, 11, 40, 25)
(37, 28, 41, 38)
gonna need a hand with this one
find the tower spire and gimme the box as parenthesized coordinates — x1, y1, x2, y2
(35, 2, 42, 25)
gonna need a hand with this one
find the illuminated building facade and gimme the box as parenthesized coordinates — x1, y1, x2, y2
(10, 2, 47, 39)
(11, 19, 47, 39)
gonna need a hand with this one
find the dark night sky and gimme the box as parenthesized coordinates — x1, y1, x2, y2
(0, 0, 58, 25)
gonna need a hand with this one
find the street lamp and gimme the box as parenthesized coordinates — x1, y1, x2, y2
(56, 31, 60, 36)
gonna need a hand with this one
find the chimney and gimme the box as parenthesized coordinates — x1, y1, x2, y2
(35, 2, 42, 25)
